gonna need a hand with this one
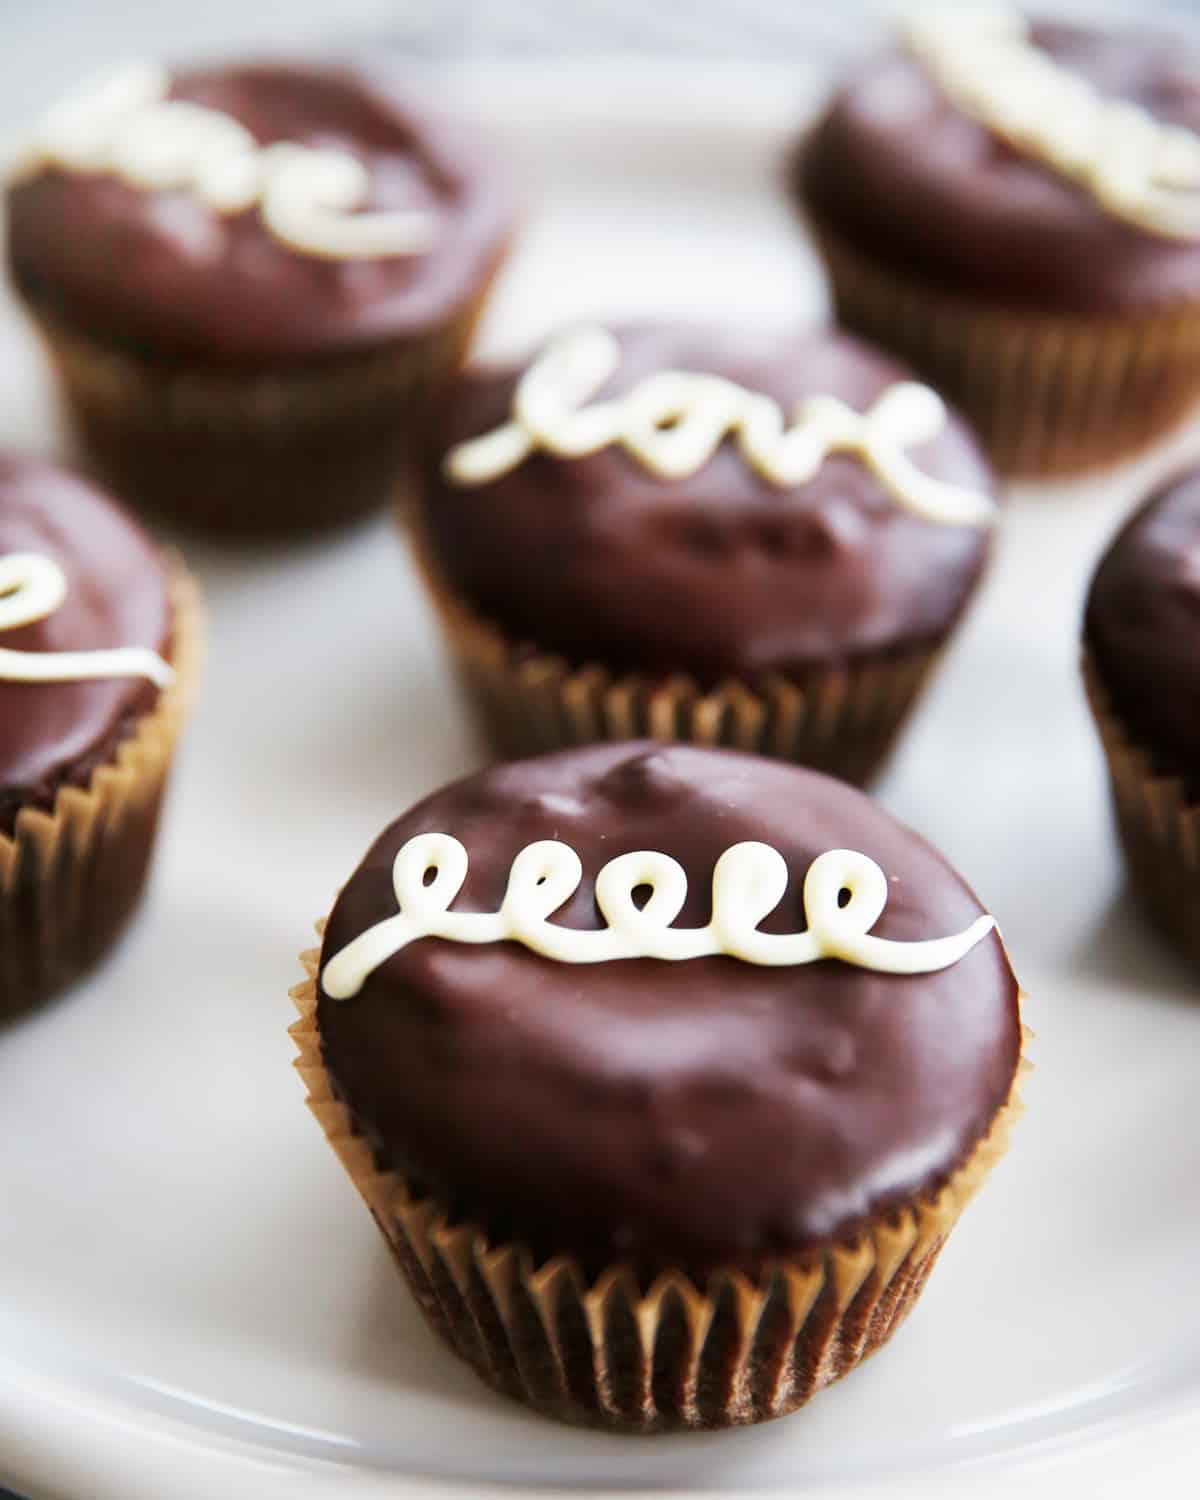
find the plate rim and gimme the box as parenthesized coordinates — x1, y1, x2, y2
(5, 43, 1200, 1500)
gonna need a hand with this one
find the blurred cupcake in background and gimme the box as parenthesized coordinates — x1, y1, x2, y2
(408, 321, 997, 785)
(1085, 465, 1200, 969)
(795, 4, 1200, 477)
(0, 455, 201, 1021)
(6, 61, 513, 537)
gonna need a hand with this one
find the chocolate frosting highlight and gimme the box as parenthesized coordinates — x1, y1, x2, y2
(0, 456, 171, 833)
(421, 325, 995, 687)
(7, 63, 512, 363)
(317, 742, 1021, 1279)
(797, 21, 1200, 314)
(1086, 466, 1200, 792)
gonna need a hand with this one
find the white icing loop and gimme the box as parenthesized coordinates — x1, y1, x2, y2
(443, 326, 994, 527)
(0, 552, 174, 688)
(904, 3, 1200, 240)
(18, 63, 436, 261)
(320, 834, 996, 998)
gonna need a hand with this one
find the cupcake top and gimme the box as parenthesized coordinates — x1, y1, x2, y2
(6, 62, 512, 363)
(1086, 466, 1200, 788)
(317, 742, 1021, 1279)
(797, 5, 1200, 314)
(421, 323, 996, 686)
(0, 456, 173, 834)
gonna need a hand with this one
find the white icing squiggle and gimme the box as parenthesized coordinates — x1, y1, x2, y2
(321, 833, 996, 997)
(443, 326, 994, 527)
(16, 63, 437, 260)
(904, 4, 1200, 240)
(0, 552, 174, 688)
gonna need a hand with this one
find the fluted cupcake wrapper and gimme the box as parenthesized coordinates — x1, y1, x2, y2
(810, 224, 1200, 479)
(406, 525, 941, 786)
(22, 273, 498, 537)
(1084, 653, 1200, 968)
(290, 945, 1027, 1433)
(0, 559, 203, 1021)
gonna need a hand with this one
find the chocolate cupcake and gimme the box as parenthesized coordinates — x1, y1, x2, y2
(0, 455, 201, 1020)
(1084, 466, 1200, 966)
(6, 61, 512, 536)
(291, 741, 1025, 1432)
(796, 5, 1200, 476)
(410, 322, 996, 783)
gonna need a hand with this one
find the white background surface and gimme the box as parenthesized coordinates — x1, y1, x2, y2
(1, 12, 1200, 1500)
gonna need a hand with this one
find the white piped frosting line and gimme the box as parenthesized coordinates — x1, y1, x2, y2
(0, 552, 174, 688)
(443, 326, 995, 527)
(903, 3, 1200, 240)
(15, 63, 437, 261)
(320, 833, 997, 998)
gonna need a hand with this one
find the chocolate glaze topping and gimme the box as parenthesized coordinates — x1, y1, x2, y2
(797, 21, 1200, 314)
(318, 743, 1020, 1279)
(1086, 466, 1200, 793)
(7, 64, 512, 364)
(0, 456, 171, 835)
(421, 325, 994, 686)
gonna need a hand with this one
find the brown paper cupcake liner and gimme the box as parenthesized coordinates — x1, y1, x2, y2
(810, 223, 1200, 479)
(1084, 652, 1200, 967)
(22, 270, 498, 537)
(0, 558, 203, 1021)
(290, 947, 1027, 1432)
(406, 525, 941, 786)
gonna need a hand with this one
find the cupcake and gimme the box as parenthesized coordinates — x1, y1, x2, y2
(6, 61, 512, 536)
(409, 322, 997, 784)
(0, 455, 201, 1020)
(795, 5, 1200, 477)
(291, 741, 1025, 1432)
(1084, 466, 1200, 966)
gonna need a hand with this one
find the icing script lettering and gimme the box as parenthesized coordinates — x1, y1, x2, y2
(17, 63, 437, 260)
(320, 833, 996, 997)
(905, 4, 1200, 240)
(443, 326, 995, 526)
(0, 552, 174, 688)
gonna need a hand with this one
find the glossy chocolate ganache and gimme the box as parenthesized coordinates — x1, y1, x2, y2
(421, 324, 996, 687)
(797, 14, 1200, 315)
(0, 456, 172, 835)
(317, 743, 1021, 1280)
(1086, 466, 1200, 794)
(7, 62, 512, 363)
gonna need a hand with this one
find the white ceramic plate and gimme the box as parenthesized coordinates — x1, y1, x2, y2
(2, 57, 1200, 1500)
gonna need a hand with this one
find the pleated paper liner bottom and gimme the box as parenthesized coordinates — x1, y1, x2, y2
(809, 222, 1200, 480)
(0, 558, 203, 1021)
(405, 523, 942, 787)
(22, 270, 499, 537)
(1084, 652, 1200, 969)
(291, 945, 1028, 1433)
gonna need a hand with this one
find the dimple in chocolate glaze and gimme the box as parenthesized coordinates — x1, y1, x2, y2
(6, 63, 512, 363)
(797, 18, 1200, 313)
(317, 743, 1021, 1279)
(0, 457, 171, 832)
(421, 325, 996, 688)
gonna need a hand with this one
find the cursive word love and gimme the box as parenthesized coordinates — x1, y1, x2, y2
(0, 552, 174, 688)
(16, 63, 437, 261)
(443, 326, 994, 526)
(320, 833, 996, 997)
(905, 4, 1200, 240)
